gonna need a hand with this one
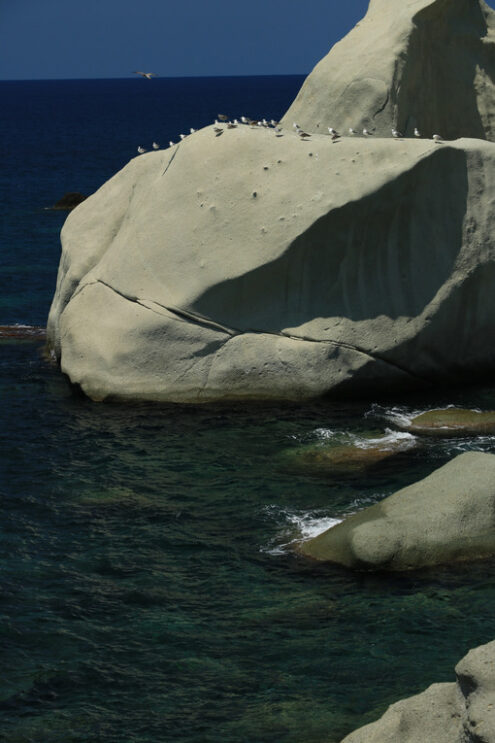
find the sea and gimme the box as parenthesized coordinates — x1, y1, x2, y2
(2, 76, 495, 743)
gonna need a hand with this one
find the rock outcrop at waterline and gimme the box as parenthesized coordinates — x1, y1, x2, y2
(47, 130, 495, 402)
(299, 452, 495, 570)
(47, 0, 495, 403)
(341, 639, 495, 743)
(282, 0, 495, 140)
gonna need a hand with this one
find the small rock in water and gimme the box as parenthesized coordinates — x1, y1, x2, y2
(50, 192, 87, 211)
(282, 432, 417, 475)
(399, 408, 495, 436)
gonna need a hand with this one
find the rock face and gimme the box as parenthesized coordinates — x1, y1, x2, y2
(47, 0, 495, 403)
(47, 130, 495, 402)
(282, 0, 495, 140)
(298, 452, 495, 570)
(341, 639, 495, 742)
(398, 408, 495, 436)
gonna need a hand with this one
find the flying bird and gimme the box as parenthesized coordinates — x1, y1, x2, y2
(133, 71, 157, 79)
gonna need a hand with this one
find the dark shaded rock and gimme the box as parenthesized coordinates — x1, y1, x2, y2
(51, 192, 87, 211)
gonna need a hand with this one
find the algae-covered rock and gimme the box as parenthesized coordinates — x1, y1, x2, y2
(283, 0, 495, 140)
(400, 408, 495, 436)
(282, 430, 417, 474)
(299, 452, 495, 570)
(341, 639, 495, 743)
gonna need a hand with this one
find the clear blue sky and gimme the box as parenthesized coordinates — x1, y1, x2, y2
(0, 0, 369, 79)
(2, 0, 494, 81)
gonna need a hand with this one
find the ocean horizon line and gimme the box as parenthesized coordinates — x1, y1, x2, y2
(0, 72, 307, 83)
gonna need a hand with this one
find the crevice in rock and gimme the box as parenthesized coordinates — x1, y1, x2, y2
(161, 144, 180, 177)
(73, 278, 434, 386)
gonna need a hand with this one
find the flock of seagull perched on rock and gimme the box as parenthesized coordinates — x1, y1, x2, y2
(136, 115, 444, 154)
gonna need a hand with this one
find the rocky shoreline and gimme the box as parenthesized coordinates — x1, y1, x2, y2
(45, 0, 495, 739)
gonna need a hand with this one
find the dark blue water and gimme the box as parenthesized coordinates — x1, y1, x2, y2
(2, 78, 495, 743)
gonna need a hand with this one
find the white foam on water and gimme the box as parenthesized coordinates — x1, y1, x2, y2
(349, 428, 417, 451)
(261, 505, 342, 555)
(314, 428, 338, 441)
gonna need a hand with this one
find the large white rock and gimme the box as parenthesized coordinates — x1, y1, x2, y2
(47, 127, 495, 402)
(341, 640, 495, 742)
(282, 0, 495, 140)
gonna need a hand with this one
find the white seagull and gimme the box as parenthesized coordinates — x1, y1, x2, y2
(189, 127, 196, 134)
(137, 146, 146, 154)
(168, 141, 175, 147)
(328, 127, 339, 136)
(432, 134, 443, 143)
(349, 128, 357, 135)
(362, 128, 371, 136)
(133, 71, 157, 80)
(414, 128, 421, 138)
(392, 129, 403, 138)
(152, 142, 160, 149)
(179, 133, 186, 140)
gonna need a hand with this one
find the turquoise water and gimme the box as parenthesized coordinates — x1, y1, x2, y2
(3, 339, 495, 742)
(2, 77, 495, 742)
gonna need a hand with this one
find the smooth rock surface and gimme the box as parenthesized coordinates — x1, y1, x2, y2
(282, 0, 495, 140)
(299, 452, 495, 570)
(399, 408, 495, 436)
(47, 128, 495, 402)
(341, 639, 495, 742)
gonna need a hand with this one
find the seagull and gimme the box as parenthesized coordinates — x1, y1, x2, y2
(189, 127, 196, 134)
(349, 128, 358, 135)
(241, 116, 248, 124)
(218, 114, 229, 121)
(293, 122, 300, 130)
(133, 71, 157, 80)
(414, 128, 421, 138)
(179, 133, 186, 140)
(392, 129, 403, 138)
(270, 119, 279, 127)
(137, 146, 146, 154)
(152, 142, 160, 149)
(433, 134, 444, 143)
(168, 141, 174, 147)
(362, 128, 373, 136)
(328, 127, 339, 136)
(227, 122, 237, 128)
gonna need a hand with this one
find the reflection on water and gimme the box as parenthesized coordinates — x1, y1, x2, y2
(2, 341, 495, 742)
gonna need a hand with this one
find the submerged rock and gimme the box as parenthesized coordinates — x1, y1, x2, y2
(399, 407, 495, 436)
(341, 639, 495, 743)
(282, 431, 417, 474)
(283, 0, 495, 140)
(299, 452, 495, 570)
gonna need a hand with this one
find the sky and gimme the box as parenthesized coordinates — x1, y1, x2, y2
(0, 0, 371, 80)
(2, 0, 495, 81)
